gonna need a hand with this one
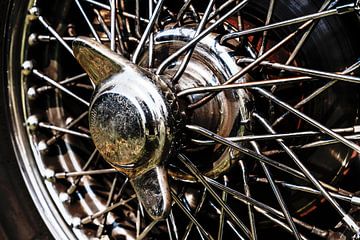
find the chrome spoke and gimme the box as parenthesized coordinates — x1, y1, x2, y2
(75, 0, 102, 43)
(137, 220, 159, 240)
(110, 0, 116, 51)
(253, 112, 360, 234)
(238, 161, 257, 240)
(172, 0, 216, 83)
(186, 124, 348, 195)
(178, 154, 252, 239)
(38, 122, 91, 139)
(167, 210, 179, 240)
(217, 176, 228, 240)
(245, 59, 360, 84)
(221, 3, 355, 42)
(205, 178, 327, 238)
(251, 141, 301, 240)
(132, 0, 165, 64)
(255, 178, 360, 206)
(254, 87, 360, 155)
(177, 76, 312, 96)
(54, 169, 117, 179)
(156, 0, 249, 75)
(183, 189, 207, 240)
(188, 18, 312, 109)
(171, 191, 215, 240)
(272, 58, 360, 127)
(97, 175, 118, 237)
(46, 111, 89, 146)
(33, 13, 74, 55)
(81, 195, 136, 225)
(258, 0, 275, 56)
(67, 149, 98, 195)
(30, 68, 90, 106)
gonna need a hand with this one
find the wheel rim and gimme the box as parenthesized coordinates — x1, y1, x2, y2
(5, 0, 360, 239)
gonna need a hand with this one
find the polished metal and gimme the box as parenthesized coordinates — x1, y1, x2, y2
(171, 0, 216, 83)
(75, 0, 102, 43)
(178, 76, 313, 96)
(132, 0, 165, 63)
(253, 112, 360, 234)
(35, 12, 74, 55)
(178, 153, 252, 238)
(254, 87, 360, 155)
(220, 3, 355, 42)
(242, 59, 360, 84)
(151, 27, 250, 180)
(251, 141, 301, 240)
(155, 0, 249, 75)
(73, 37, 174, 220)
(171, 191, 215, 240)
(14, 0, 360, 239)
(32, 69, 90, 106)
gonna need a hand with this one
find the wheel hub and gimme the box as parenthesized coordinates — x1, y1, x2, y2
(72, 25, 251, 220)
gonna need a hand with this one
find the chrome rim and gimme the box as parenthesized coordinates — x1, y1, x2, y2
(6, 0, 360, 239)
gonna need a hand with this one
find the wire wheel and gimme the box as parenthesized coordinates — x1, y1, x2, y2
(4, 0, 360, 239)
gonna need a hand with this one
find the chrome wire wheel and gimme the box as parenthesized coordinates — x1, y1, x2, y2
(5, 0, 360, 239)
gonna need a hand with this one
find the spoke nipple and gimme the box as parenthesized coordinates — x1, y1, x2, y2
(44, 169, 55, 182)
(67, 183, 77, 195)
(28, 7, 40, 21)
(21, 60, 34, 76)
(26, 115, 39, 131)
(59, 192, 71, 202)
(37, 140, 49, 154)
(27, 87, 38, 100)
(28, 33, 39, 46)
(71, 217, 82, 229)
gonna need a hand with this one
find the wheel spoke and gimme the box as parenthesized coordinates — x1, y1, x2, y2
(245, 59, 360, 84)
(97, 175, 118, 237)
(221, 3, 355, 41)
(188, 18, 312, 109)
(238, 161, 257, 240)
(253, 112, 360, 234)
(38, 122, 91, 139)
(191, 126, 360, 145)
(205, 178, 327, 238)
(67, 149, 99, 194)
(171, 191, 215, 240)
(172, 0, 216, 83)
(251, 141, 301, 240)
(258, 0, 275, 56)
(182, 189, 207, 240)
(155, 0, 249, 75)
(31, 69, 90, 106)
(81, 195, 136, 225)
(255, 178, 360, 206)
(177, 76, 313, 96)
(178, 154, 252, 239)
(54, 169, 117, 179)
(75, 0, 102, 43)
(272, 58, 360, 127)
(110, 0, 116, 51)
(132, 0, 165, 64)
(254, 87, 360, 155)
(217, 176, 228, 240)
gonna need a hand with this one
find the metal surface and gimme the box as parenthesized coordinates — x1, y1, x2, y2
(6, 0, 360, 239)
(73, 37, 175, 219)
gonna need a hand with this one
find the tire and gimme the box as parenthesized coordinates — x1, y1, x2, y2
(1, 0, 360, 239)
(0, 1, 51, 239)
